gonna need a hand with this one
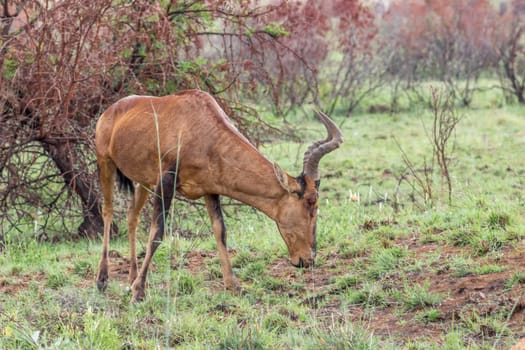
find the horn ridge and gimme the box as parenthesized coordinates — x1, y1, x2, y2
(302, 110, 343, 180)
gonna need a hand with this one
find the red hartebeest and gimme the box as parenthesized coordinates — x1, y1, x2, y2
(95, 89, 343, 302)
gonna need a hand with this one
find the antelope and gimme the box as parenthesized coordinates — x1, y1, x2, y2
(95, 89, 343, 302)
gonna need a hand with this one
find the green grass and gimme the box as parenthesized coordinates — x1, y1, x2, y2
(2, 98, 525, 349)
(395, 280, 444, 311)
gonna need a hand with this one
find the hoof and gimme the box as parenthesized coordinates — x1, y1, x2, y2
(130, 291, 145, 303)
(96, 265, 109, 292)
(96, 278, 108, 292)
(130, 281, 145, 303)
(225, 281, 243, 295)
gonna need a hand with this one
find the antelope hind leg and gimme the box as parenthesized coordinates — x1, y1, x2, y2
(96, 159, 116, 292)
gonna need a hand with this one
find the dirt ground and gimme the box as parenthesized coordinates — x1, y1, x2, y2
(185, 240, 525, 346)
(1, 240, 524, 347)
(187, 240, 524, 346)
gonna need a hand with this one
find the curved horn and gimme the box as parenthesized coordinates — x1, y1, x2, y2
(303, 110, 344, 180)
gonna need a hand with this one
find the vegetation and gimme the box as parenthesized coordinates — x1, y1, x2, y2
(1, 0, 525, 348)
(3, 0, 525, 239)
(1, 88, 525, 348)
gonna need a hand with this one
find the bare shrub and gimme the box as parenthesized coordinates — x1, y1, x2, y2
(0, 0, 319, 241)
(395, 87, 462, 208)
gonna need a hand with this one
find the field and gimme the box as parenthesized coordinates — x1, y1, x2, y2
(1, 103, 525, 349)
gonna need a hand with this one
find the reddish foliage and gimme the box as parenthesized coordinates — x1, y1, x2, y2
(0, 0, 381, 240)
(492, 0, 525, 103)
(384, 0, 496, 67)
(0, 0, 332, 239)
(0, 0, 378, 240)
(231, 0, 377, 115)
(382, 0, 498, 106)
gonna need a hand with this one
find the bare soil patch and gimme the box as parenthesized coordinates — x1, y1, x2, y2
(273, 241, 525, 344)
(2, 240, 523, 346)
(178, 239, 525, 344)
(0, 271, 45, 296)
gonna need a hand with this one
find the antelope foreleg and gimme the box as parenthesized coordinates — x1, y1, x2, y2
(131, 171, 175, 302)
(205, 194, 240, 293)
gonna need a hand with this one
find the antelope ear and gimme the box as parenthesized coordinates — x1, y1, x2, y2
(273, 162, 301, 193)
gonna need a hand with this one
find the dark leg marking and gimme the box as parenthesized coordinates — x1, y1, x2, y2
(209, 194, 226, 246)
(130, 169, 177, 302)
(150, 170, 177, 252)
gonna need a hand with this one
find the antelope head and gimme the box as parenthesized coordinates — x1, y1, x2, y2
(273, 110, 343, 268)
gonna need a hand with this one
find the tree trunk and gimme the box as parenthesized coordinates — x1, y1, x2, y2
(41, 140, 105, 239)
(517, 89, 525, 104)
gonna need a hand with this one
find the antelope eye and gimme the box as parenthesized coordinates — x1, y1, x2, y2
(304, 196, 317, 217)
(305, 194, 317, 208)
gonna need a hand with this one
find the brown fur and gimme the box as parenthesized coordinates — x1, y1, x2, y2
(95, 89, 340, 302)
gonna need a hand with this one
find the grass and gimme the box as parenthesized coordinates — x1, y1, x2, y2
(396, 280, 444, 311)
(1, 99, 525, 349)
